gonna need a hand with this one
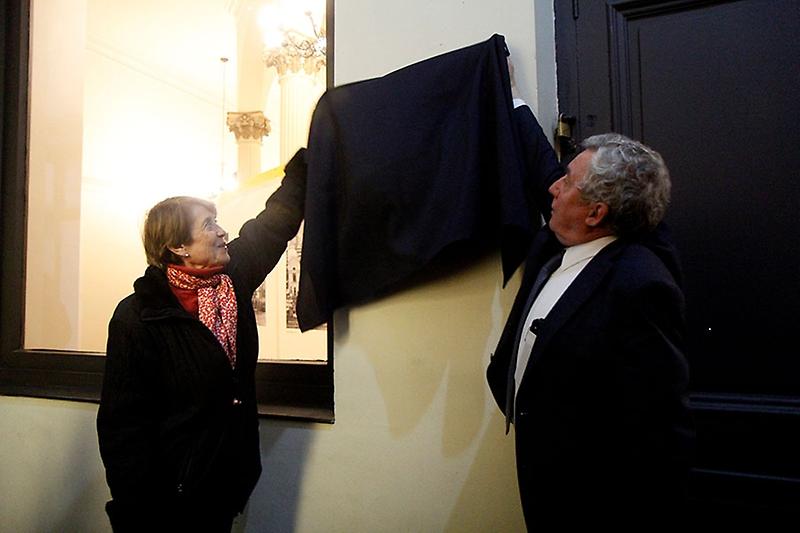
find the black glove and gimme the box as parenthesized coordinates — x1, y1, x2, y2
(259, 148, 307, 240)
(276, 148, 307, 210)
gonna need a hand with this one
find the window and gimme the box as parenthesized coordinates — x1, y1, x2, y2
(0, 0, 334, 422)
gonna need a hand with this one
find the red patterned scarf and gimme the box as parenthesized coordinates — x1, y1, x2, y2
(166, 265, 237, 368)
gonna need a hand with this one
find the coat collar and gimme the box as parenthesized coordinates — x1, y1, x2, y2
(134, 266, 194, 322)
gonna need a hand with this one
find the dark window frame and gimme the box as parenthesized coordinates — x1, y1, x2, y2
(0, 0, 334, 423)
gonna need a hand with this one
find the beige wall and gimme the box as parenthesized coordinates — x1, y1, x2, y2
(0, 0, 557, 531)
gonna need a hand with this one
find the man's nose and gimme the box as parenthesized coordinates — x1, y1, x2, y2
(549, 176, 564, 196)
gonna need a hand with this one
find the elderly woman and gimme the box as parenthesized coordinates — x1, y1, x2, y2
(97, 149, 307, 532)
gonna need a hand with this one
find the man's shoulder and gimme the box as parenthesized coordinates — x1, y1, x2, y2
(612, 241, 679, 288)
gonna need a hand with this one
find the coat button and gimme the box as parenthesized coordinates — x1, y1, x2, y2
(232, 398, 242, 406)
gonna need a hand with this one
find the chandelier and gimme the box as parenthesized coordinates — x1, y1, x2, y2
(261, 6, 326, 74)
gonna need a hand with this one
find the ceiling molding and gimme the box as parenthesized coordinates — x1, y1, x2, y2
(86, 36, 221, 107)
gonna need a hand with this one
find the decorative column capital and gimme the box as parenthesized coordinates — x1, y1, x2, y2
(226, 111, 271, 142)
(264, 49, 326, 76)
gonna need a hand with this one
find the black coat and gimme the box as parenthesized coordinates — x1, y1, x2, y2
(97, 150, 306, 530)
(487, 107, 694, 525)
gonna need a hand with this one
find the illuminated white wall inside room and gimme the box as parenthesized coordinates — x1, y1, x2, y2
(25, 0, 239, 352)
(24, 0, 327, 360)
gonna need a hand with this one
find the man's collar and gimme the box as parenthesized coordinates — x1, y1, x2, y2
(560, 235, 618, 272)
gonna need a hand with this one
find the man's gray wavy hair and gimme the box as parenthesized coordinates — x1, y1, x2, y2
(577, 133, 671, 237)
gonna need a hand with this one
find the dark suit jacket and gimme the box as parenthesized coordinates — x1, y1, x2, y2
(487, 106, 694, 524)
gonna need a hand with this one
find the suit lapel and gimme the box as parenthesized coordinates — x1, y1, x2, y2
(525, 239, 625, 369)
(520, 231, 562, 293)
(504, 232, 562, 338)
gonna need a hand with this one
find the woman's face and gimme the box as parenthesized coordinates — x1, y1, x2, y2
(178, 204, 230, 269)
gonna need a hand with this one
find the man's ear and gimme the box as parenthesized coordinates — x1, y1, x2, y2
(585, 202, 609, 227)
(168, 245, 186, 257)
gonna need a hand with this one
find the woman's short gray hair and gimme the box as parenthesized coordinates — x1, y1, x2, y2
(578, 134, 671, 237)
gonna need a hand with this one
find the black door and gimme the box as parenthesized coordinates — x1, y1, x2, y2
(555, 0, 800, 515)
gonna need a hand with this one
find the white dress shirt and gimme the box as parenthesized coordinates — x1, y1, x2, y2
(514, 236, 618, 399)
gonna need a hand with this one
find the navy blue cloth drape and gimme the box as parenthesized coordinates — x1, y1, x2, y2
(297, 34, 533, 331)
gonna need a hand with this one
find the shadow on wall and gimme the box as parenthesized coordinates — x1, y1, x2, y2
(444, 411, 525, 532)
(359, 252, 516, 453)
(234, 421, 318, 532)
(356, 253, 526, 529)
(230, 253, 524, 531)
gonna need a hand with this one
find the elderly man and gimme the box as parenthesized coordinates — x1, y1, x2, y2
(487, 85, 695, 527)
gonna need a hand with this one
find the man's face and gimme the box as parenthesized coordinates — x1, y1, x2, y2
(547, 150, 596, 246)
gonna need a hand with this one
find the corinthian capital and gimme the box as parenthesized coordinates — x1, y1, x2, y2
(264, 48, 326, 76)
(226, 111, 271, 142)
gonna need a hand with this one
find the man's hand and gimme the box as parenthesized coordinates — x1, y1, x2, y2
(507, 56, 520, 100)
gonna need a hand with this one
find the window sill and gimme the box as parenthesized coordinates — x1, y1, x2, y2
(258, 403, 335, 424)
(0, 350, 334, 424)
